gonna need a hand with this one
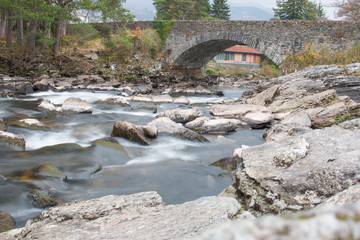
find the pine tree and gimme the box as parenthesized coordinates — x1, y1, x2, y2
(273, 0, 324, 20)
(210, 0, 230, 20)
(153, 0, 211, 20)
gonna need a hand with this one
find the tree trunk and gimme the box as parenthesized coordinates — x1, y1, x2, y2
(16, 16, 24, 46)
(5, 11, 13, 48)
(27, 20, 37, 54)
(53, 20, 61, 56)
(61, 24, 66, 36)
(0, 11, 7, 38)
(41, 22, 50, 54)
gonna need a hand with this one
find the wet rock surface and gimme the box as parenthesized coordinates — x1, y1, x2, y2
(0, 211, 16, 233)
(0, 131, 26, 150)
(111, 121, 155, 145)
(185, 117, 244, 133)
(157, 108, 204, 124)
(147, 117, 208, 142)
(0, 192, 239, 240)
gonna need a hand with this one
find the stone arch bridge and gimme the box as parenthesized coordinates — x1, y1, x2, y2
(94, 20, 360, 76)
(161, 20, 360, 76)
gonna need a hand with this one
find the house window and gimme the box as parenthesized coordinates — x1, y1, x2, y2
(217, 52, 234, 60)
(242, 54, 247, 61)
(224, 52, 234, 60)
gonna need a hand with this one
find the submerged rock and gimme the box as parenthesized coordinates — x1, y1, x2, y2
(147, 117, 208, 142)
(0, 211, 15, 233)
(33, 163, 67, 181)
(91, 137, 128, 153)
(157, 108, 203, 124)
(211, 155, 241, 171)
(0, 192, 239, 239)
(27, 189, 58, 208)
(0, 131, 26, 150)
(61, 97, 93, 114)
(0, 118, 6, 131)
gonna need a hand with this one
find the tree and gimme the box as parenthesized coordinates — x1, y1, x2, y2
(209, 0, 230, 20)
(273, 0, 325, 20)
(333, 0, 360, 21)
(153, 0, 211, 20)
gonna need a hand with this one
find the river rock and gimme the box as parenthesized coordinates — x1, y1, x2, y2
(61, 97, 93, 113)
(0, 211, 15, 233)
(0, 131, 26, 150)
(339, 118, 360, 129)
(246, 85, 280, 106)
(38, 99, 62, 113)
(96, 97, 130, 106)
(147, 117, 208, 142)
(91, 137, 128, 153)
(111, 121, 150, 145)
(33, 163, 67, 181)
(130, 94, 174, 103)
(306, 100, 360, 128)
(319, 184, 360, 207)
(0, 192, 239, 240)
(197, 200, 360, 240)
(12, 118, 48, 130)
(27, 189, 58, 208)
(157, 108, 204, 124)
(174, 96, 190, 105)
(16, 82, 33, 94)
(0, 118, 6, 131)
(281, 110, 312, 127)
(229, 122, 360, 215)
(33, 79, 54, 91)
(211, 155, 241, 171)
(142, 126, 158, 139)
(264, 123, 311, 143)
(185, 117, 243, 133)
(210, 104, 273, 128)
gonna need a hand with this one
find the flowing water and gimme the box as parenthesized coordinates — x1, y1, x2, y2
(0, 88, 265, 227)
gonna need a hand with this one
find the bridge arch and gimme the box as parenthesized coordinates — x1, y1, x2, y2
(163, 20, 360, 76)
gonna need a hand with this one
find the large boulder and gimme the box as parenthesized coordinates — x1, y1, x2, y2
(185, 117, 244, 133)
(226, 120, 360, 215)
(157, 108, 204, 124)
(0, 211, 15, 233)
(0, 131, 26, 150)
(111, 121, 156, 145)
(210, 104, 273, 128)
(0, 192, 239, 240)
(147, 117, 208, 142)
(61, 97, 93, 114)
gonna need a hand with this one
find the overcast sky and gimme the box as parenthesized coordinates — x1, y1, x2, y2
(225, 0, 338, 19)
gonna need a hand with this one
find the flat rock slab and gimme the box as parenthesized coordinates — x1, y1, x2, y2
(1, 192, 240, 240)
(197, 200, 360, 240)
(210, 104, 273, 128)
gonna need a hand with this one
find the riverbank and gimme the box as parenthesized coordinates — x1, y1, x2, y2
(0, 63, 360, 239)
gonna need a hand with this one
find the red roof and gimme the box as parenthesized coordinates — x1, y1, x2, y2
(224, 45, 262, 55)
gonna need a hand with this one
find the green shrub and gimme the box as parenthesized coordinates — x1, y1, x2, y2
(153, 21, 174, 45)
(205, 68, 216, 75)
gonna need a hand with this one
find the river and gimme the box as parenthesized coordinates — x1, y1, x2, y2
(0, 87, 265, 227)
